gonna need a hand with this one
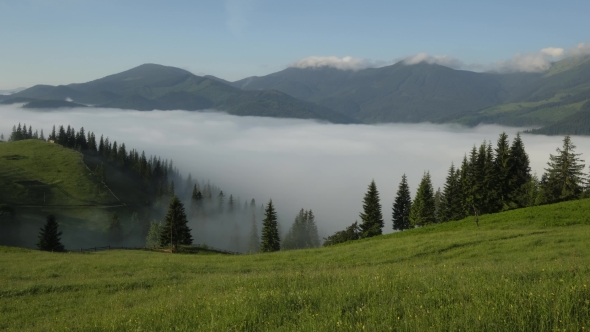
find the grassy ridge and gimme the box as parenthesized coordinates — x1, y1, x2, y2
(1, 199, 590, 331)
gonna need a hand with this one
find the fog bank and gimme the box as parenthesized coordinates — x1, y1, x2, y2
(1, 105, 588, 236)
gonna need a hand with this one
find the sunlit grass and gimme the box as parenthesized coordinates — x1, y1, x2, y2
(2, 199, 590, 331)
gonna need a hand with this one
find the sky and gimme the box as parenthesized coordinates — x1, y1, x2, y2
(2, 105, 587, 239)
(1, 0, 590, 89)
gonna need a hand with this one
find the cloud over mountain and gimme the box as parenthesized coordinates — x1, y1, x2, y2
(289, 56, 377, 71)
(401, 53, 465, 69)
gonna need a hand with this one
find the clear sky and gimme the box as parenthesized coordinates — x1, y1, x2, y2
(1, 0, 589, 89)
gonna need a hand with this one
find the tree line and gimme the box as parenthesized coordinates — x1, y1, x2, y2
(324, 133, 588, 246)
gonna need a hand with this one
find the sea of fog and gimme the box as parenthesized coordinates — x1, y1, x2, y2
(1, 105, 589, 236)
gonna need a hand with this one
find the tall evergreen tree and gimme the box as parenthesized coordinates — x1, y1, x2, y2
(282, 209, 320, 250)
(439, 163, 464, 222)
(160, 196, 193, 250)
(247, 213, 260, 253)
(260, 199, 280, 252)
(359, 180, 384, 238)
(217, 191, 225, 213)
(541, 135, 587, 203)
(494, 132, 511, 209)
(37, 214, 65, 252)
(228, 194, 235, 213)
(409, 172, 436, 226)
(392, 174, 412, 231)
(434, 187, 442, 223)
(507, 133, 532, 207)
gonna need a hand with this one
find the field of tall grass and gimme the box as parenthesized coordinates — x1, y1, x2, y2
(2, 198, 590, 331)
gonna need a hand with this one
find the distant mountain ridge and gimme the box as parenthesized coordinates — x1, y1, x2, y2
(5, 64, 354, 124)
(6, 57, 590, 134)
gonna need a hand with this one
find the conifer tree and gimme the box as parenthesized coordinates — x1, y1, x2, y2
(541, 135, 587, 203)
(359, 180, 384, 238)
(218, 191, 225, 213)
(507, 133, 532, 207)
(260, 199, 280, 252)
(282, 209, 320, 250)
(440, 163, 463, 222)
(434, 187, 442, 223)
(494, 132, 511, 209)
(247, 213, 260, 253)
(146, 221, 163, 247)
(228, 194, 235, 213)
(160, 195, 193, 250)
(37, 214, 65, 252)
(409, 172, 436, 226)
(392, 174, 412, 231)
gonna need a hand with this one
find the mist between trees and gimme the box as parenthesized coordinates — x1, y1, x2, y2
(1, 122, 322, 253)
(2, 107, 590, 251)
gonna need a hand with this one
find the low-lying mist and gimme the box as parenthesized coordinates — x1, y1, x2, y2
(2, 105, 589, 239)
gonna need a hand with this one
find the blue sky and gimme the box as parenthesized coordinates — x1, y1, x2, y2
(0, 0, 589, 89)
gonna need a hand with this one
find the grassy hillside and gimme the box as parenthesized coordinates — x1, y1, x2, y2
(0, 140, 117, 206)
(1, 198, 590, 331)
(0, 140, 160, 249)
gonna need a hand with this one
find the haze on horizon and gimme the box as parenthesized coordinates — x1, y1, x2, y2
(2, 105, 588, 237)
(1, 0, 590, 89)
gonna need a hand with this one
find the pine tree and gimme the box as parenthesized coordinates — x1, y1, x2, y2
(160, 196, 193, 250)
(359, 180, 384, 238)
(494, 132, 511, 208)
(542, 135, 587, 203)
(146, 221, 163, 247)
(217, 191, 225, 213)
(434, 187, 442, 223)
(409, 172, 436, 226)
(306, 210, 320, 247)
(440, 163, 463, 222)
(507, 133, 532, 207)
(392, 174, 412, 231)
(260, 199, 280, 252)
(228, 194, 235, 213)
(283, 209, 320, 250)
(247, 213, 260, 253)
(37, 214, 65, 252)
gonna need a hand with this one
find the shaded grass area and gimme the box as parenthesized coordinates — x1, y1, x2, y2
(2, 199, 590, 331)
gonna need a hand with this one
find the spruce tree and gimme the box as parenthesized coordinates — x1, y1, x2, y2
(247, 213, 260, 253)
(494, 132, 511, 208)
(409, 172, 436, 226)
(160, 195, 193, 250)
(146, 221, 163, 247)
(260, 199, 280, 252)
(392, 174, 412, 231)
(434, 187, 442, 223)
(507, 133, 532, 207)
(359, 180, 384, 238)
(37, 214, 65, 252)
(542, 135, 587, 203)
(440, 163, 464, 222)
(306, 210, 320, 247)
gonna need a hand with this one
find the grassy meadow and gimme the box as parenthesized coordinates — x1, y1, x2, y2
(2, 198, 590, 331)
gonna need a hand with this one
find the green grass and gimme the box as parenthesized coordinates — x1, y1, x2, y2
(2, 199, 590, 331)
(0, 140, 118, 206)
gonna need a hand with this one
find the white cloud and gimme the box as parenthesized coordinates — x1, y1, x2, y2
(290, 56, 375, 71)
(566, 42, 590, 57)
(401, 53, 465, 69)
(540, 47, 565, 57)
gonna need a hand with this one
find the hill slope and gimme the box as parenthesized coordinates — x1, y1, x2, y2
(1, 198, 590, 330)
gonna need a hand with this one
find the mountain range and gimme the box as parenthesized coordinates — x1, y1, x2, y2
(3, 55, 590, 134)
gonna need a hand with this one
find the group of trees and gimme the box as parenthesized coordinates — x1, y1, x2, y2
(324, 133, 588, 246)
